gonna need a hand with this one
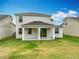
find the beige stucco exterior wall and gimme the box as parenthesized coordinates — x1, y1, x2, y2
(0, 27, 14, 39)
(0, 16, 12, 27)
(0, 16, 15, 39)
(63, 18, 79, 37)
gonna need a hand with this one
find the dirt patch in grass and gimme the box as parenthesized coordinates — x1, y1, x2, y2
(0, 46, 16, 59)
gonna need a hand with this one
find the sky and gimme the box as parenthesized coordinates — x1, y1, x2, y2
(0, 0, 79, 25)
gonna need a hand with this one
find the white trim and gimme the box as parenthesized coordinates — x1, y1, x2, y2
(38, 27, 40, 40)
(52, 27, 55, 39)
(59, 28, 63, 38)
(22, 28, 25, 40)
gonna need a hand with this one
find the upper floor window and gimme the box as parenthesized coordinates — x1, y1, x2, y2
(10, 22, 11, 25)
(65, 23, 67, 25)
(55, 27, 59, 34)
(19, 16, 23, 22)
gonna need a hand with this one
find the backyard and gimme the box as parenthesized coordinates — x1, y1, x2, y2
(0, 35, 79, 59)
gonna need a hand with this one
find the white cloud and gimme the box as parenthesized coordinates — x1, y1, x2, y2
(51, 10, 78, 21)
(68, 10, 77, 15)
(67, 10, 77, 17)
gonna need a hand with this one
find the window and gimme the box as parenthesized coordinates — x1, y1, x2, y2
(65, 23, 67, 25)
(19, 28, 22, 34)
(10, 22, 11, 24)
(55, 27, 59, 34)
(65, 21, 67, 25)
(28, 28, 32, 34)
(51, 19, 53, 21)
(19, 16, 23, 22)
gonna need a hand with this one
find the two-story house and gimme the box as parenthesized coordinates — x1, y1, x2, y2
(63, 17, 79, 37)
(15, 13, 63, 40)
(0, 15, 15, 39)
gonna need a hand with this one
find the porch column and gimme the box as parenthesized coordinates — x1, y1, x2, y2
(52, 27, 55, 39)
(22, 28, 25, 41)
(38, 27, 40, 40)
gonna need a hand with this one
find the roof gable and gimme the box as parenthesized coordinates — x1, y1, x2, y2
(22, 21, 54, 26)
(0, 15, 12, 20)
(64, 17, 79, 21)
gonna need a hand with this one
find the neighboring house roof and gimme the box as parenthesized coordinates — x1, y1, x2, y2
(15, 13, 51, 17)
(22, 21, 54, 26)
(0, 15, 9, 19)
(0, 15, 13, 20)
(64, 17, 79, 21)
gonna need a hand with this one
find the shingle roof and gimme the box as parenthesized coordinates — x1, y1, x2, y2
(0, 15, 11, 20)
(64, 17, 79, 21)
(15, 13, 51, 17)
(22, 21, 54, 26)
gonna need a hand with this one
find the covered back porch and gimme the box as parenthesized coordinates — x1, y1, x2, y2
(22, 21, 55, 40)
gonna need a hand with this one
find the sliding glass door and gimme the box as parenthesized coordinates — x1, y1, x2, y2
(40, 28, 47, 37)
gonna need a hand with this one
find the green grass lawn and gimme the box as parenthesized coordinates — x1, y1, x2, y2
(0, 35, 79, 59)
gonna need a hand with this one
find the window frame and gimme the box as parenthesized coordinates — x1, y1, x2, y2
(55, 27, 59, 34)
(19, 16, 23, 22)
(28, 28, 32, 34)
(19, 28, 22, 34)
(40, 28, 47, 37)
